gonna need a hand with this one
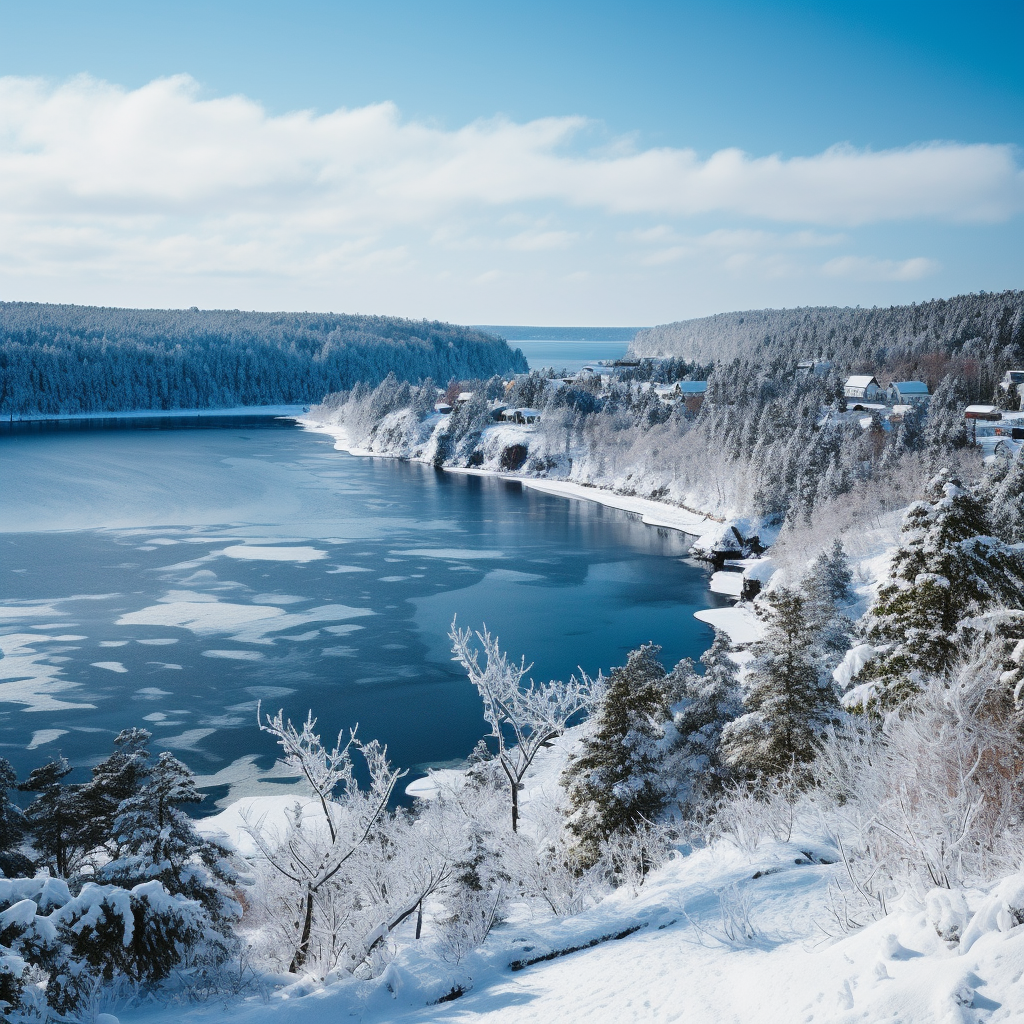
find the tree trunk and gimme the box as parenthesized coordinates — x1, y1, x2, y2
(511, 778, 519, 833)
(415, 899, 423, 940)
(289, 887, 315, 973)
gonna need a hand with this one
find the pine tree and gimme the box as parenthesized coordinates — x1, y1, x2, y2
(923, 374, 969, 455)
(669, 632, 742, 815)
(82, 727, 152, 854)
(100, 752, 239, 931)
(856, 471, 1024, 707)
(18, 759, 89, 878)
(562, 644, 676, 863)
(988, 451, 1024, 545)
(721, 587, 841, 779)
(810, 539, 853, 604)
(0, 757, 29, 877)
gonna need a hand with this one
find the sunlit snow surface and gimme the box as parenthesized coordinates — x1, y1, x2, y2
(0, 419, 725, 809)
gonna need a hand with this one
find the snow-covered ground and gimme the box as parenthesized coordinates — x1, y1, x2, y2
(122, 732, 1024, 1024)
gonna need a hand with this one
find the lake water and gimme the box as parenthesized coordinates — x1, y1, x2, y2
(0, 419, 723, 810)
(515, 340, 630, 373)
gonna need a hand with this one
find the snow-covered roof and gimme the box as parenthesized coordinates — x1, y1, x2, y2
(845, 375, 877, 388)
(517, 408, 541, 417)
(965, 405, 999, 415)
(891, 381, 929, 394)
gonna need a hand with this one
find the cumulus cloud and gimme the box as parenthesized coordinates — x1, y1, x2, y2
(0, 73, 1016, 313)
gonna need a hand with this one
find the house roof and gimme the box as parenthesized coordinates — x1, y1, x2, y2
(845, 375, 878, 388)
(679, 381, 708, 394)
(891, 381, 929, 394)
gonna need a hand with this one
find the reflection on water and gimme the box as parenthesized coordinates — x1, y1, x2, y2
(0, 420, 724, 810)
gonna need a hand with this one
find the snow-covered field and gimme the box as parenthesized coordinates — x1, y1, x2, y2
(127, 731, 1024, 1024)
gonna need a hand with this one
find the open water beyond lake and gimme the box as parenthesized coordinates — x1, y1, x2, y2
(0, 419, 724, 809)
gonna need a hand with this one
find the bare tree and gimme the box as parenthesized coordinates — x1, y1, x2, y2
(242, 705, 405, 973)
(450, 622, 594, 832)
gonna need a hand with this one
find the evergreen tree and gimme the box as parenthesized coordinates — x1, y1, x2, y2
(809, 539, 853, 603)
(988, 451, 1024, 545)
(562, 644, 676, 863)
(18, 759, 89, 878)
(923, 374, 969, 456)
(100, 752, 239, 931)
(721, 587, 841, 779)
(856, 471, 1024, 707)
(82, 727, 152, 854)
(669, 632, 742, 815)
(0, 757, 30, 877)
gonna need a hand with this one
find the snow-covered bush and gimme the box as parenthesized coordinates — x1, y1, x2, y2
(817, 647, 1024, 901)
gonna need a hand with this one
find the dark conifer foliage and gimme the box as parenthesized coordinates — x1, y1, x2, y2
(0, 302, 527, 415)
(632, 291, 1024, 400)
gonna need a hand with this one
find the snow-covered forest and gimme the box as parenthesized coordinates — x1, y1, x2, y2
(2, 292, 1023, 1022)
(631, 290, 1024, 403)
(0, 303, 527, 416)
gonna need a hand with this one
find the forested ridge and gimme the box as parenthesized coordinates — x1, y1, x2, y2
(631, 290, 1024, 374)
(0, 302, 527, 415)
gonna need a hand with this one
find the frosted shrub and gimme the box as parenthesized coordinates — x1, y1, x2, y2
(716, 773, 803, 856)
(435, 888, 505, 965)
(599, 818, 675, 897)
(816, 647, 1024, 905)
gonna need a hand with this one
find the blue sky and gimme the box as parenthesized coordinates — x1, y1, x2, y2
(0, 0, 1020, 324)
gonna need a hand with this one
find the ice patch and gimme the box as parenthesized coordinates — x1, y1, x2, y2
(379, 576, 409, 582)
(91, 661, 128, 673)
(202, 650, 265, 661)
(322, 646, 357, 657)
(710, 571, 744, 598)
(27, 728, 68, 750)
(99, 640, 130, 647)
(159, 727, 217, 752)
(324, 624, 364, 635)
(392, 548, 507, 560)
(136, 638, 179, 646)
(0, 633, 95, 713)
(117, 593, 373, 642)
(0, 602, 66, 622)
(251, 594, 308, 605)
(146, 662, 183, 669)
(221, 545, 327, 562)
(326, 565, 372, 573)
(135, 687, 171, 697)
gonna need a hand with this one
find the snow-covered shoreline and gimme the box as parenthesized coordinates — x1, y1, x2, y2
(3, 404, 308, 424)
(299, 414, 764, 648)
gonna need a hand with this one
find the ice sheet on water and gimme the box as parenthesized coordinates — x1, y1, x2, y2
(0, 633, 95, 713)
(202, 650, 265, 661)
(221, 545, 327, 562)
(391, 548, 507, 560)
(91, 661, 128, 672)
(27, 729, 68, 750)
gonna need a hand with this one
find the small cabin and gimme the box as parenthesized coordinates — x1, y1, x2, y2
(887, 381, 930, 406)
(455, 391, 474, 405)
(500, 408, 541, 425)
(433, 402, 453, 415)
(964, 405, 1002, 421)
(844, 375, 881, 401)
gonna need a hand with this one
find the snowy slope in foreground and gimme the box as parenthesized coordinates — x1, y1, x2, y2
(120, 836, 1024, 1024)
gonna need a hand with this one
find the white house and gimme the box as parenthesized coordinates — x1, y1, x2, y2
(844, 375, 881, 401)
(887, 381, 930, 406)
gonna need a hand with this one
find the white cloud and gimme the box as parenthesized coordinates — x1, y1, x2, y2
(821, 255, 941, 281)
(0, 73, 1016, 317)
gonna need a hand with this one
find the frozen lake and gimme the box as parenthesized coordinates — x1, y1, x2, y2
(0, 418, 724, 809)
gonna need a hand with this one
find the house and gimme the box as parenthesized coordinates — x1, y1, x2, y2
(433, 402, 453, 414)
(455, 391, 474, 405)
(887, 381, 930, 406)
(844, 375, 881, 401)
(964, 405, 1002, 421)
(500, 408, 541, 425)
